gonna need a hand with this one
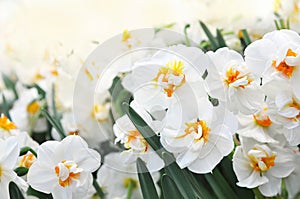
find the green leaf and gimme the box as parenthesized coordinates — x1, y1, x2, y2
(51, 84, 58, 120)
(9, 182, 25, 199)
(41, 109, 65, 139)
(27, 186, 53, 199)
(161, 174, 183, 199)
(14, 167, 29, 176)
(240, 29, 252, 47)
(162, 152, 201, 199)
(19, 146, 37, 157)
(204, 168, 239, 199)
(199, 21, 218, 50)
(136, 158, 159, 199)
(122, 103, 162, 153)
(2, 73, 18, 99)
(216, 29, 227, 48)
(1, 94, 12, 121)
(218, 156, 254, 199)
(154, 22, 176, 34)
(184, 24, 191, 47)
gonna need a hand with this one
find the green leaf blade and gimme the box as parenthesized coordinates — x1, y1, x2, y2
(136, 158, 159, 199)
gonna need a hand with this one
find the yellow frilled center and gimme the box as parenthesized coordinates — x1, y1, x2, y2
(248, 147, 276, 172)
(27, 101, 40, 115)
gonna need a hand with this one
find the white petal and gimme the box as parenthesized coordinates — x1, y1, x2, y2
(258, 176, 281, 197)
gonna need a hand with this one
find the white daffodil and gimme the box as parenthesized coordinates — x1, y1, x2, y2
(206, 47, 263, 114)
(236, 101, 284, 144)
(27, 135, 101, 199)
(113, 101, 164, 172)
(245, 30, 300, 99)
(97, 152, 159, 199)
(73, 90, 113, 148)
(262, 80, 300, 146)
(0, 136, 28, 199)
(160, 85, 235, 174)
(233, 137, 295, 197)
(9, 85, 47, 133)
(122, 45, 208, 99)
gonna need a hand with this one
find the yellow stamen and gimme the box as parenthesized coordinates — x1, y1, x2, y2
(249, 148, 276, 172)
(223, 67, 252, 88)
(125, 130, 149, 152)
(0, 114, 17, 131)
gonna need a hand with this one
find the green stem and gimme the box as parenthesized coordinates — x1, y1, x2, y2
(126, 179, 134, 199)
(253, 188, 265, 199)
(241, 29, 251, 47)
(93, 178, 106, 199)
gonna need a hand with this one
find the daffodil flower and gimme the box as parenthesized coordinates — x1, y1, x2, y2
(245, 30, 300, 99)
(233, 137, 295, 197)
(206, 47, 263, 114)
(0, 137, 28, 199)
(97, 152, 160, 199)
(27, 135, 101, 199)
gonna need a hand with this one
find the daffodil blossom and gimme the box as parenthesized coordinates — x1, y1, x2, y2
(97, 152, 160, 199)
(233, 138, 295, 197)
(245, 30, 300, 99)
(113, 101, 164, 172)
(160, 85, 235, 173)
(27, 135, 101, 199)
(206, 47, 263, 114)
(0, 137, 28, 199)
(236, 101, 283, 144)
(262, 80, 300, 146)
(9, 86, 47, 133)
(122, 45, 208, 99)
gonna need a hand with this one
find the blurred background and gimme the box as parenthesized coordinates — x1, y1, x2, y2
(0, 0, 280, 57)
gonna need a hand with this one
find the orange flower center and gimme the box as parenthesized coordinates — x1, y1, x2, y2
(125, 130, 149, 152)
(272, 49, 297, 78)
(178, 119, 210, 143)
(54, 160, 82, 187)
(223, 67, 252, 88)
(27, 101, 40, 115)
(152, 60, 186, 97)
(20, 153, 36, 168)
(0, 114, 17, 131)
(248, 147, 276, 172)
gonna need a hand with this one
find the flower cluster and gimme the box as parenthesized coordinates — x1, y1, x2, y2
(1, 3, 300, 198)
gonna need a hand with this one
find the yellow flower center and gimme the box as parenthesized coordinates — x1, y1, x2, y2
(90, 104, 110, 122)
(177, 119, 210, 143)
(152, 60, 186, 97)
(272, 49, 297, 78)
(0, 165, 2, 179)
(54, 160, 82, 187)
(27, 101, 40, 115)
(123, 178, 138, 189)
(0, 114, 17, 131)
(223, 67, 252, 88)
(248, 147, 276, 172)
(20, 153, 36, 168)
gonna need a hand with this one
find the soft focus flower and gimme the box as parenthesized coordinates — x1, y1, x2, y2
(97, 152, 160, 199)
(233, 138, 295, 197)
(9, 85, 47, 133)
(27, 135, 101, 199)
(0, 136, 28, 199)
